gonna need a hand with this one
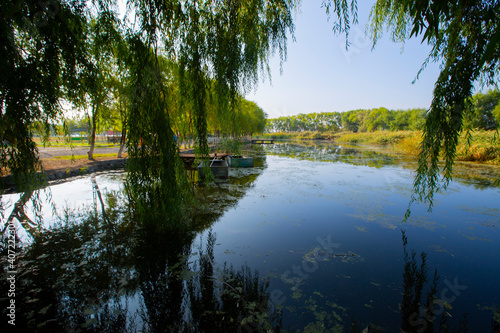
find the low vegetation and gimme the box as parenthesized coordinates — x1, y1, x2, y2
(259, 130, 500, 165)
(389, 130, 500, 165)
(51, 153, 126, 161)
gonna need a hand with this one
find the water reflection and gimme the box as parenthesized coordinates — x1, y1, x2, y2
(1, 143, 499, 331)
(0, 200, 281, 332)
(265, 141, 500, 188)
(265, 141, 402, 169)
(0, 148, 273, 332)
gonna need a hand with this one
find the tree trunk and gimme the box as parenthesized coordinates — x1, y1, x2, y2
(88, 103, 97, 160)
(118, 117, 127, 158)
(2, 190, 37, 238)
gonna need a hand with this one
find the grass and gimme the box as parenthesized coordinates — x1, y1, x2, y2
(336, 130, 500, 164)
(455, 130, 500, 164)
(341, 130, 500, 165)
(335, 130, 417, 145)
(34, 137, 119, 148)
(51, 153, 125, 160)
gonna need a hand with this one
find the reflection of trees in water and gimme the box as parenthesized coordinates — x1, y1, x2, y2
(398, 230, 500, 333)
(1, 190, 39, 241)
(0, 199, 135, 332)
(0, 155, 275, 332)
(0, 202, 278, 332)
(187, 232, 280, 332)
(265, 142, 399, 169)
(136, 225, 192, 332)
(267, 141, 500, 189)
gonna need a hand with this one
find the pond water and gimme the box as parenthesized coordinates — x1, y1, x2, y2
(1, 141, 499, 332)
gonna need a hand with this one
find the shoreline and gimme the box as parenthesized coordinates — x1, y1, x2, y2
(1, 157, 127, 193)
(1, 145, 212, 192)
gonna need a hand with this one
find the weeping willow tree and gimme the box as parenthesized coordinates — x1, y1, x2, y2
(123, 0, 300, 225)
(368, 1, 500, 218)
(0, 0, 89, 190)
(124, 36, 186, 226)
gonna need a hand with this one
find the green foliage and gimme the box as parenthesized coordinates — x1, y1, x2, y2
(465, 89, 500, 130)
(124, 36, 188, 227)
(78, 12, 123, 160)
(266, 108, 426, 133)
(234, 99, 267, 136)
(322, 0, 359, 47)
(266, 112, 342, 133)
(120, 0, 300, 225)
(218, 137, 243, 155)
(0, 0, 88, 188)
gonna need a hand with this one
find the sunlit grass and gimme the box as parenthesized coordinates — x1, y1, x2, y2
(33, 137, 119, 148)
(51, 153, 126, 160)
(335, 130, 416, 145)
(391, 130, 500, 164)
(456, 130, 500, 164)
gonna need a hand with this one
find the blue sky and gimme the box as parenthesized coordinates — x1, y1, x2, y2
(245, 1, 442, 119)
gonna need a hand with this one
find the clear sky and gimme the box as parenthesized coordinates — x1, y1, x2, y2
(245, 1, 442, 119)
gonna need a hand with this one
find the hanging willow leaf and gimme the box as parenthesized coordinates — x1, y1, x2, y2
(369, 0, 500, 218)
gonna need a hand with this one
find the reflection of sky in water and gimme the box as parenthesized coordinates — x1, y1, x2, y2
(4, 143, 499, 330)
(2, 171, 125, 241)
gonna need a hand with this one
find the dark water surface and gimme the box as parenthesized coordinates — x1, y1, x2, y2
(1, 142, 499, 332)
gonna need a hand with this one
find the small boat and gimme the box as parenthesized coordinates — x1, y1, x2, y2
(198, 159, 229, 179)
(227, 155, 254, 168)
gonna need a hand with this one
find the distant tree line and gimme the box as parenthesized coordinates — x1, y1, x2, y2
(265, 108, 428, 133)
(265, 90, 500, 133)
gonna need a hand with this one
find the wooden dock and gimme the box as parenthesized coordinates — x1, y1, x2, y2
(251, 139, 274, 144)
(179, 152, 229, 166)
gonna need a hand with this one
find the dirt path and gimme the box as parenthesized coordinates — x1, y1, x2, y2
(38, 146, 123, 158)
(1, 147, 128, 192)
(2, 145, 201, 191)
(36, 146, 125, 172)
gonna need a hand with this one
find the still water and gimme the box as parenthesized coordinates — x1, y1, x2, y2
(1, 141, 499, 332)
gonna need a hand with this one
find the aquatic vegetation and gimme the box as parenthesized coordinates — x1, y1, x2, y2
(302, 249, 363, 264)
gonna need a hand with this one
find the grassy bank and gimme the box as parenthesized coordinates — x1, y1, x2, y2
(387, 130, 500, 164)
(34, 137, 119, 148)
(259, 130, 500, 165)
(51, 153, 126, 160)
(335, 130, 416, 145)
(338, 130, 500, 165)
